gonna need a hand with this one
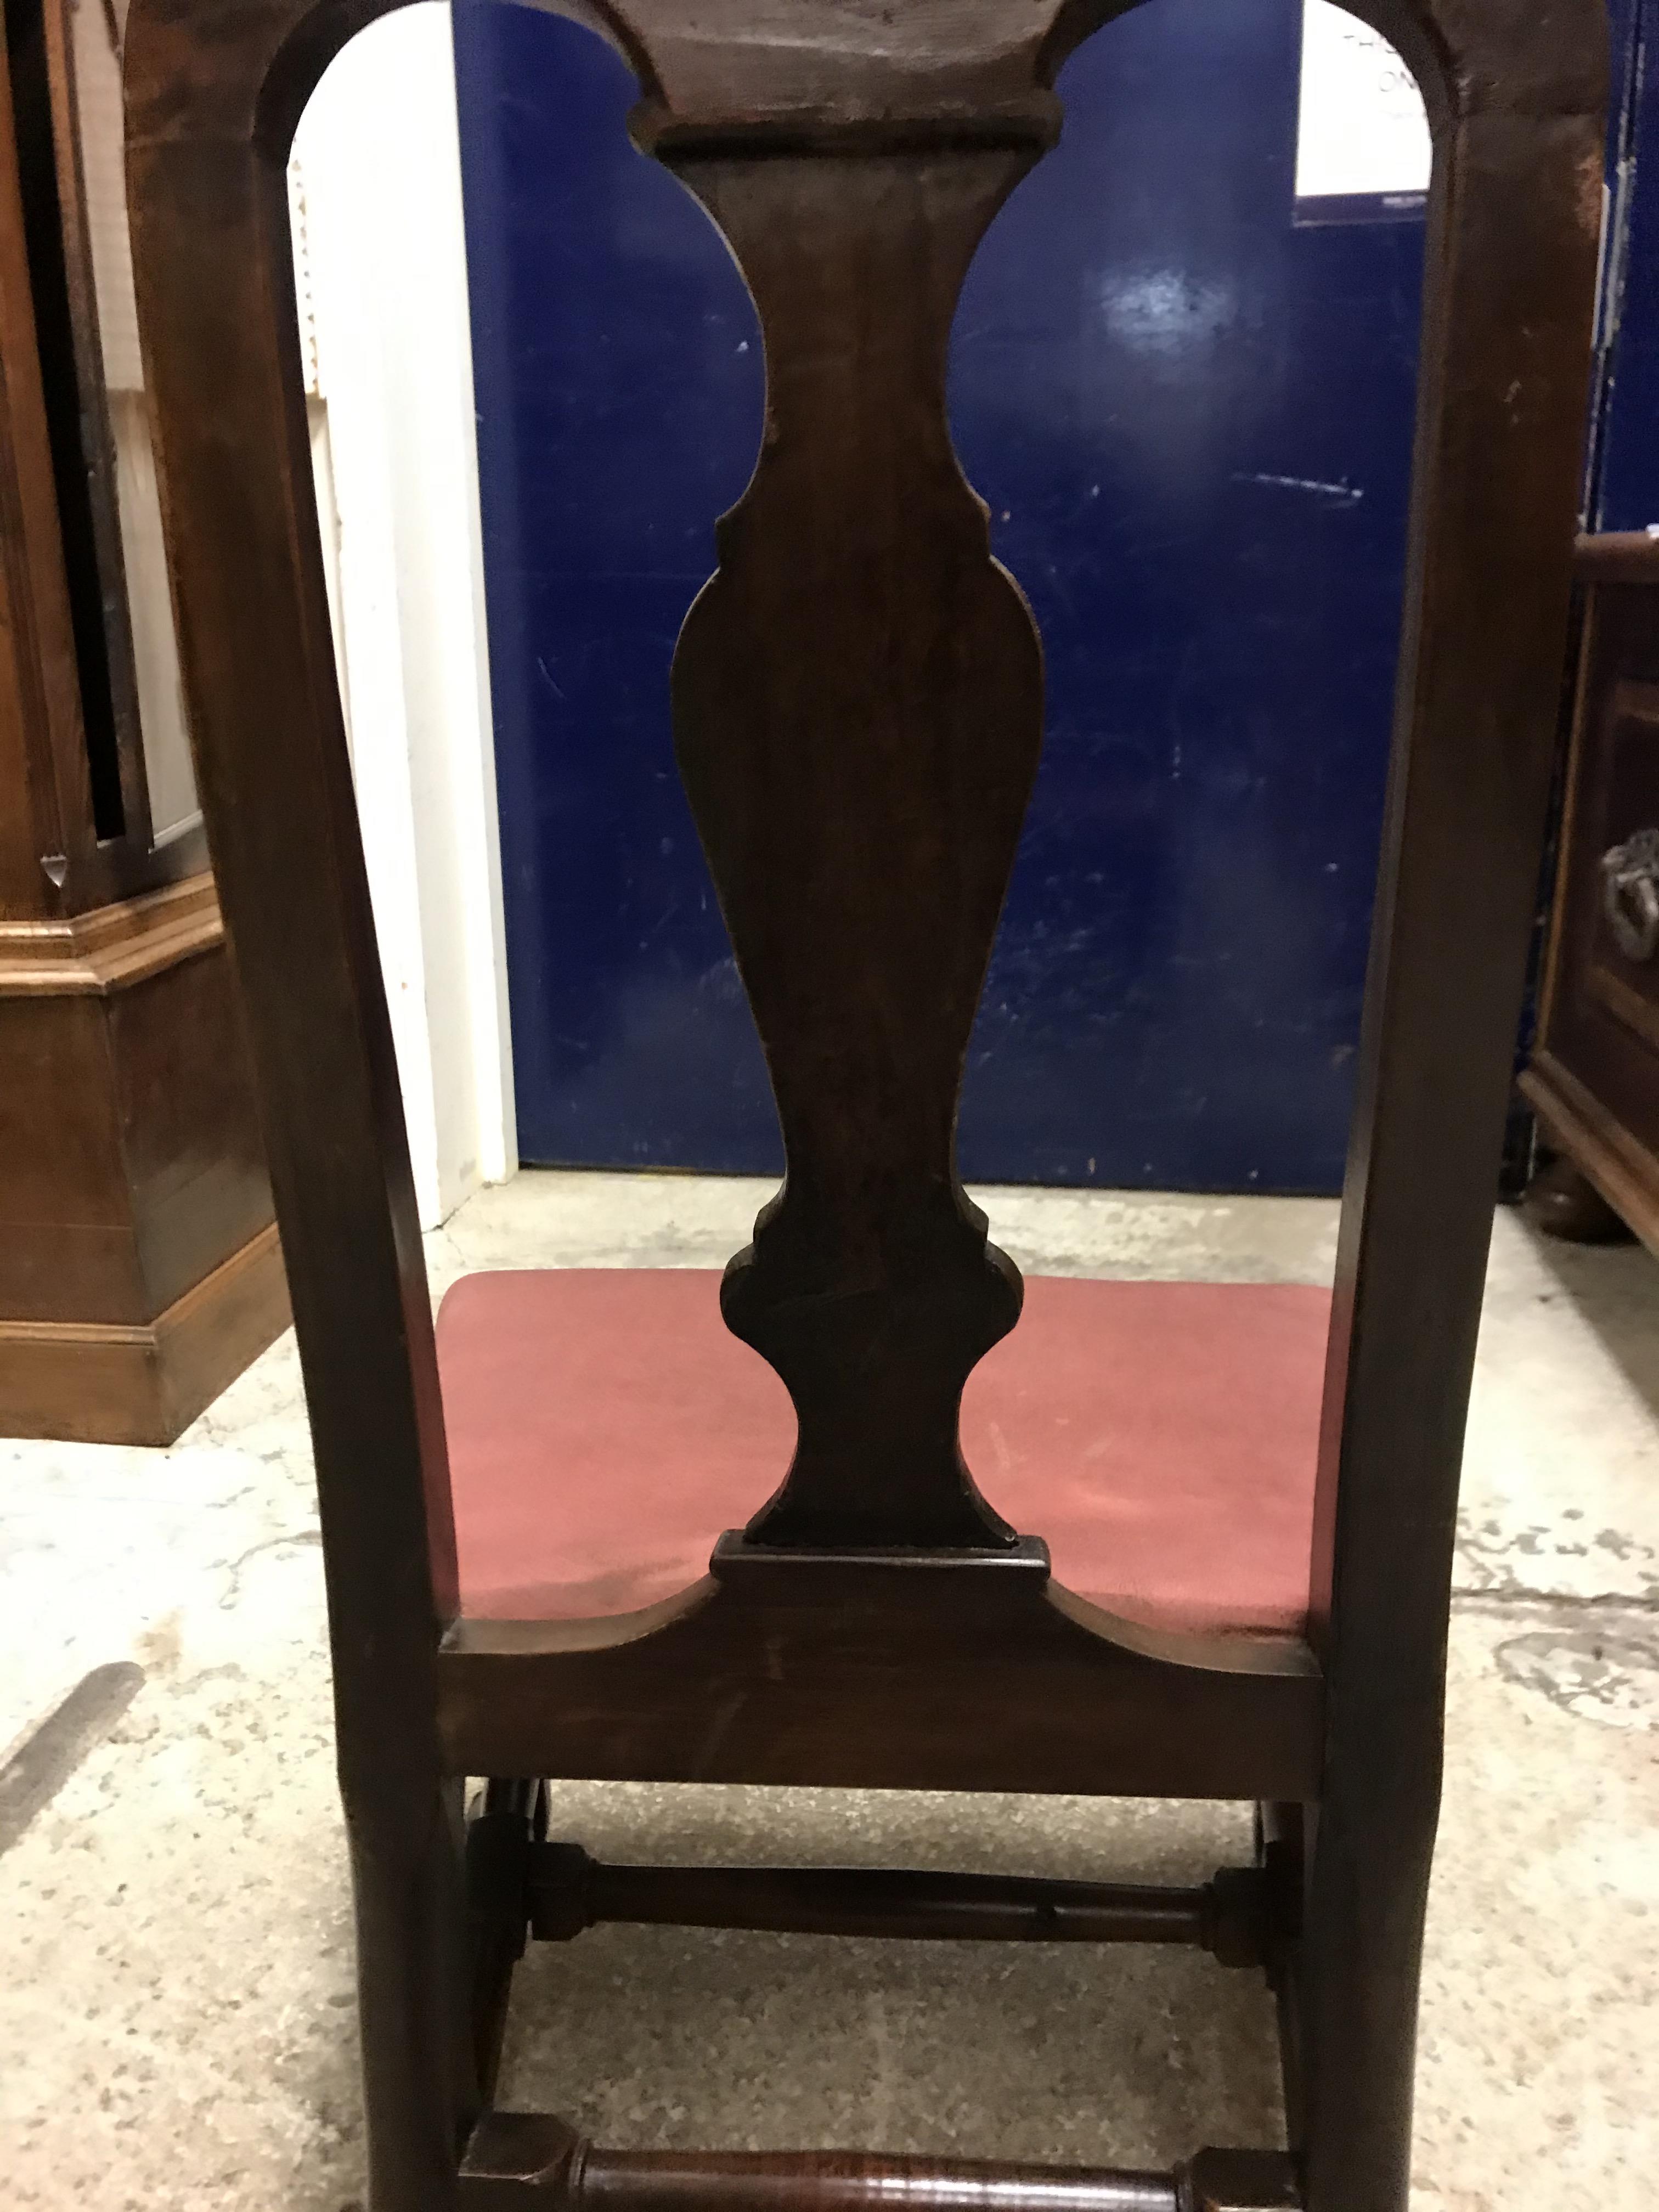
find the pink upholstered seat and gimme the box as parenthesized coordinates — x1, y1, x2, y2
(435, 1269, 1329, 1640)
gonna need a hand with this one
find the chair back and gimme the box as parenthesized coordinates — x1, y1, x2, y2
(121, 0, 1604, 1758)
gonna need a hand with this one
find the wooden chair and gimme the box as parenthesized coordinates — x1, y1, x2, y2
(120, 0, 1605, 2204)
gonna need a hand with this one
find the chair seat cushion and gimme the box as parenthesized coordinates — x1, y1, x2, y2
(435, 1268, 1329, 1639)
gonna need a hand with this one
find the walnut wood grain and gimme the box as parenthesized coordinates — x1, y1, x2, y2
(0, 5, 87, 918)
(0, 870, 221, 991)
(1522, 1052, 1659, 1256)
(1573, 531, 1659, 586)
(459, 2113, 1191, 2212)
(1526, 551, 1659, 1260)
(458, 2118, 1302, 2212)
(437, 1539, 1321, 1801)
(666, 147, 1041, 1549)
(1300, 92, 1602, 2212)
(120, 0, 1607, 2205)
(0, 1215, 288, 1442)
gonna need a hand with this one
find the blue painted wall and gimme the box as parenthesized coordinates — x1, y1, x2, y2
(1594, 0, 1659, 530)
(455, 0, 1426, 1190)
(453, 14, 771, 1171)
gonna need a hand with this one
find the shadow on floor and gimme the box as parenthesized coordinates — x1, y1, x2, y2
(1515, 1210, 1659, 1430)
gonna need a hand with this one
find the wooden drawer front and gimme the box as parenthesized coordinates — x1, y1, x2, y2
(1542, 582, 1659, 1170)
(1582, 681, 1659, 1052)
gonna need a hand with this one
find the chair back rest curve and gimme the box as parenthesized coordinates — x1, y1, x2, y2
(120, 0, 1605, 1689)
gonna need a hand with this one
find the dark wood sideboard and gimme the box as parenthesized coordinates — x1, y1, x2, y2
(0, 0, 285, 1442)
(1524, 532, 1659, 1250)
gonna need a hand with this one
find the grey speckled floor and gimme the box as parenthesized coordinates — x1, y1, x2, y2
(2, 1173, 1657, 2210)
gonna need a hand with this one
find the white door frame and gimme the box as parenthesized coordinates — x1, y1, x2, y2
(291, 2, 516, 1227)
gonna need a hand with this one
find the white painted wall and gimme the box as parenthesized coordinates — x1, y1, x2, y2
(291, 4, 516, 1228)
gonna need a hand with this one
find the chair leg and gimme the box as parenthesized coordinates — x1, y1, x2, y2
(347, 1772, 476, 2212)
(1294, 1768, 1438, 2212)
(1255, 1801, 1307, 2150)
(469, 1780, 547, 2102)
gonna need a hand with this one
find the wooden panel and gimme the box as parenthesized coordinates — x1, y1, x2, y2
(1522, 1051, 1659, 1254)
(0, 989, 137, 1318)
(0, 1215, 287, 1442)
(1572, 532, 1659, 586)
(0, 872, 276, 1340)
(1542, 659, 1659, 1144)
(0, 6, 88, 918)
(0, 1220, 149, 1325)
(1531, 569, 1659, 1249)
(110, 944, 273, 1317)
(438, 1540, 1323, 1802)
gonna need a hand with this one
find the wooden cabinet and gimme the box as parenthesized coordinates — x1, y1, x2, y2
(1524, 534, 1659, 1250)
(0, 0, 286, 1442)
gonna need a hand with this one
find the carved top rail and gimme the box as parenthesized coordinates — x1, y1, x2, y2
(123, 0, 1604, 151)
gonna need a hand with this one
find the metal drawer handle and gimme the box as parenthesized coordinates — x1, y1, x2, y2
(1601, 828, 1659, 963)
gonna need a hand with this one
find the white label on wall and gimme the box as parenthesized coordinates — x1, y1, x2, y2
(1295, 0, 1431, 202)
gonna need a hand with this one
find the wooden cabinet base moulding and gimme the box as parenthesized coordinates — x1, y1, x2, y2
(0, 871, 289, 1444)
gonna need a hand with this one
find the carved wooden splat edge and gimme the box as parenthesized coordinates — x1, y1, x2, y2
(623, 0, 1097, 1556)
(664, 145, 1043, 1550)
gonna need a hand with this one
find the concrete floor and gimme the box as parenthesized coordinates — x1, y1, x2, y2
(2, 1170, 1656, 2210)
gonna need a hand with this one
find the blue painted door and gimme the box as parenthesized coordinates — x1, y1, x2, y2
(455, 0, 1427, 1190)
(1592, 0, 1659, 531)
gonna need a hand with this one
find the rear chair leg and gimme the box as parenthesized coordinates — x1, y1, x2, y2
(348, 1771, 476, 2212)
(467, 1779, 548, 2102)
(1294, 1769, 1438, 2212)
(1255, 1801, 1308, 2150)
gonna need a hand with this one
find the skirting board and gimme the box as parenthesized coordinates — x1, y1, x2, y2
(0, 1221, 290, 1446)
